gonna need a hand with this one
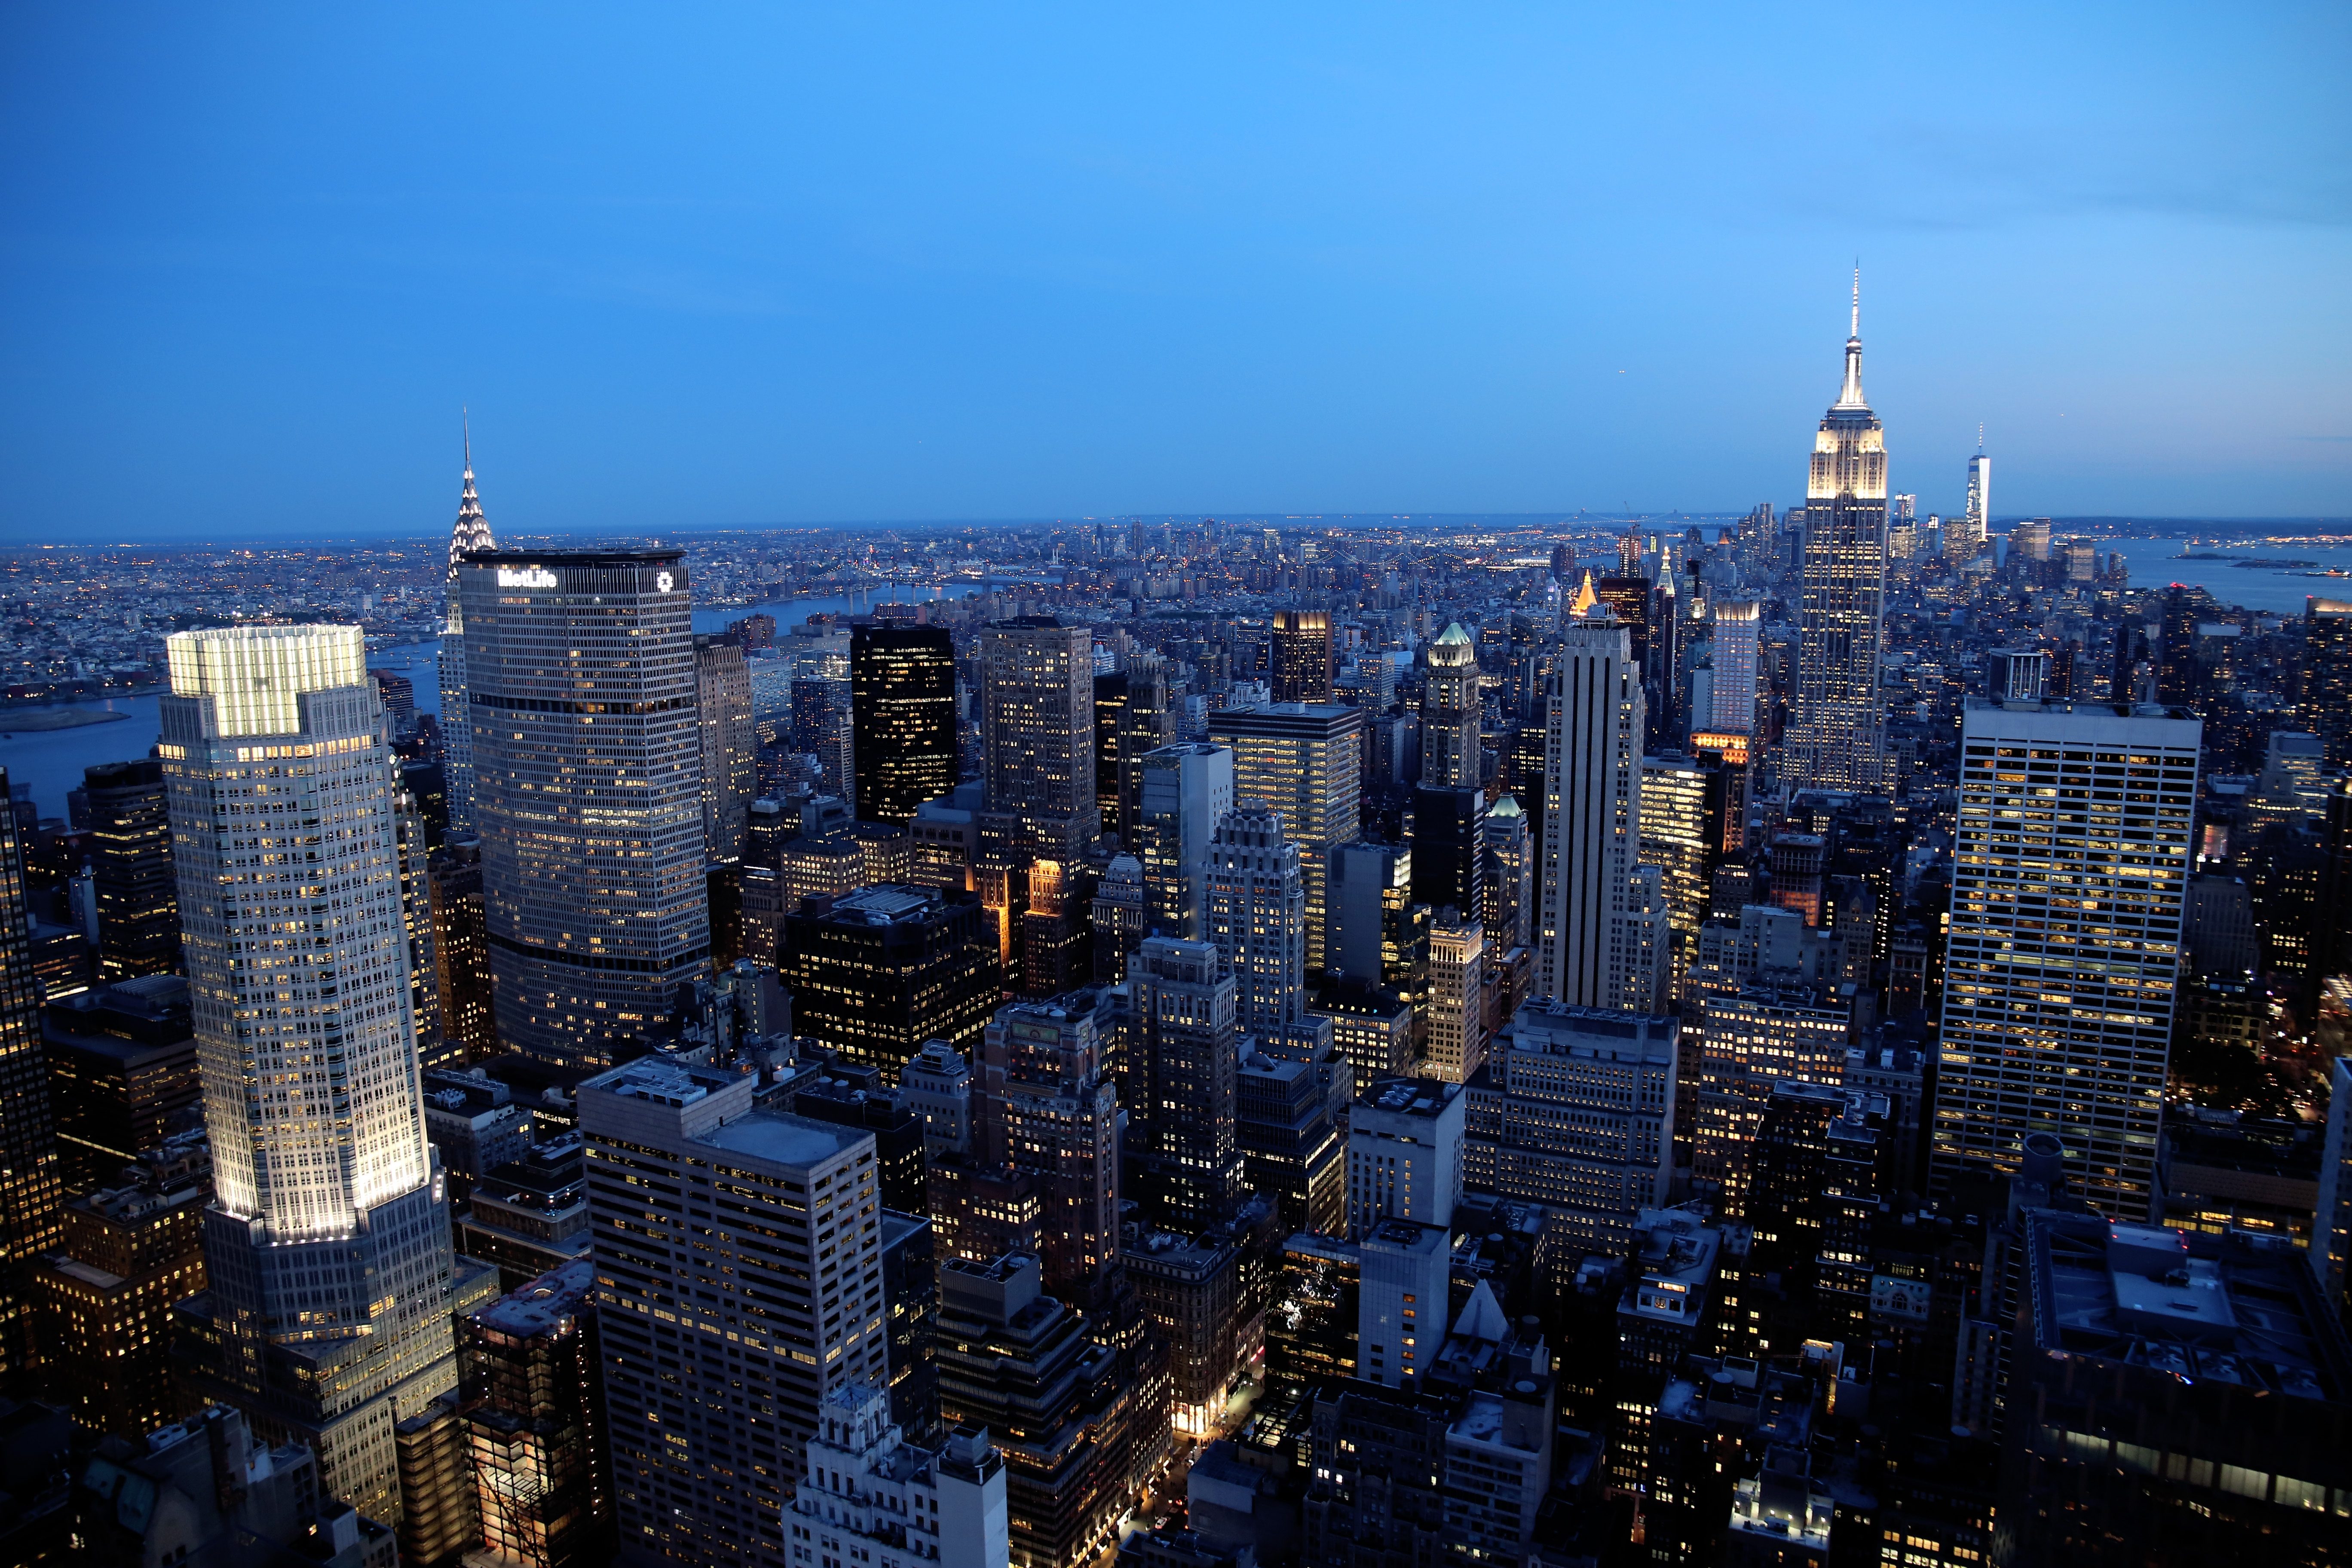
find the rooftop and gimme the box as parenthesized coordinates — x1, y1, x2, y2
(701, 1109, 868, 1169)
(473, 1258, 594, 1338)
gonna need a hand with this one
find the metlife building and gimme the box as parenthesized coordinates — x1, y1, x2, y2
(456, 549, 711, 1067)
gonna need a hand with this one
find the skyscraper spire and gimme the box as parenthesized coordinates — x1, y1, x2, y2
(1835, 266, 1868, 410)
(448, 412, 493, 579)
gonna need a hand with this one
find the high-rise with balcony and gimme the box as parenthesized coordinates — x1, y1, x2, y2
(1787, 274, 1891, 793)
(853, 623, 959, 827)
(1208, 704, 1363, 973)
(1420, 624, 1483, 791)
(1932, 697, 2202, 1216)
(437, 430, 495, 836)
(159, 625, 492, 1527)
(457, 550, 710, 1069)
(979, 618, 1099, 864)
(1205, 807, 1306, 1035)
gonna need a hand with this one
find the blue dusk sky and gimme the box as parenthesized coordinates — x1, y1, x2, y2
(1, 4, 2346, 542)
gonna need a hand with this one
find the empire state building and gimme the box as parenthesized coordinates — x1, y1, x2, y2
(1788, 273, 1890, 793)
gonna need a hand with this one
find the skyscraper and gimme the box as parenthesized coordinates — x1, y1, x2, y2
(1271, 609, 1334, 704)
(579, 1059, 888, 1557)
(1706, 598, 1760, 736)
(779, 884, 1000, 1084)
(1420, 624, 1482, 790)
(458, 550, 710, 1069)
(1208, 704, 1363, 974)
(1788, 274, 1890, 794)
(83, 758, 180, 979)
(2304, 599, 2352, 769)
(0, 766, 62, 1395)
(1535, 606, 1645, 1009)
(462, 1260, 615, 1568)
(1952, 430, 1991, 561)
(977, 998, 1121, 1308)
(159, 626, 487, 1525)
(1932, 697, 2202, 1216)
(1132, 743, 1234, 941)
(792, 674, 857, 802)
(696, 635, 756, 860)
(1426, 913, 1486, 1084)
(1206, 807, 1307, 1035)
(1638, 752, 1716, 985)
(979, 618, 1099, 864)
(853, 623, 959, 826)
(437, 426, 494, 837)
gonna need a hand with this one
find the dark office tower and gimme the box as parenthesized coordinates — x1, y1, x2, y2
(780, 885, 999, 1084)
(978, 618, 1099, 864)
(1592, 576, 1654, 676)
(1093, 672, 1128, 839)
(1744, 1081, 1887, 1345)
(31, 1138, 209, 1439)
(934, 1254, 1131, 1568)
(2304, 598, 2352, 768)
(160, 627, 496, 1525)
(0, 769, 63, 1395)
(1788, 272, 1891, 794)
(1122, 937, 1243, 1232)
(463, 1259, 615, 1568)
(393, 767, 446, 1067)
(1118, 653, 1178, 834)
(853, 623, 958, 827)
(458, 550, 710, 1069)
(425, 840, 495, 1065)
(1271, 609, 1334, 704)
(696, 635, 756, 859)
(371, 668, 418, 736)
(82, 760, 180, 980)
(792, 674, 857, 802)
(976, 999, 1121, 1308)
(41, 976, 200, 1195)
(1408, 785, 1482, 919)
(2155, 583, 2213, 710)
(438, 427, 495, 837)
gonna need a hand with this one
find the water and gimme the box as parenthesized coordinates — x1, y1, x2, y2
(2102, 536, 2352, 617)
(0, 584, 977, 823)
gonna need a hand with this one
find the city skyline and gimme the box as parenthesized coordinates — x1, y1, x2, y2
(2, 7, 2346, 540)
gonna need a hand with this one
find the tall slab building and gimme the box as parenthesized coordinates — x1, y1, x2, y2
(1931, 698, 2202, 1216)
(1788, 274, 1891, 794)
(977, 617, 1100, 863)
(1535, 605, 1648, 1009)
(160, 626, 490, 1526)
(437, 429, 494, 836)
(458, 550, 710, 1068)
(0, 767, 63, 1395)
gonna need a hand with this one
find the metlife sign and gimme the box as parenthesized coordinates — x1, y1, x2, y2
(496, 567, 557, 589)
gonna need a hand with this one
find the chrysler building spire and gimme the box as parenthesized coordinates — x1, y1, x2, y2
(448, 411, 493, 578)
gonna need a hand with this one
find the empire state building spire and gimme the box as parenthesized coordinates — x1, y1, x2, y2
(1833, 266, 1867, 410)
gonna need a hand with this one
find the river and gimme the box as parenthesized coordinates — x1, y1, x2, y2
(0, 583, 975, 823)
